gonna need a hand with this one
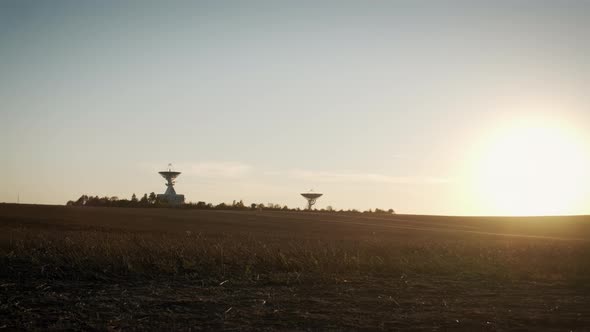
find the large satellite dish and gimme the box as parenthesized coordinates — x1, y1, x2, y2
(157, 163, 185, 204)
(301, 190, 323, 210)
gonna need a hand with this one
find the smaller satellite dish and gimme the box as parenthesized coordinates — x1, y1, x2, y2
(301, 190, 323, 210)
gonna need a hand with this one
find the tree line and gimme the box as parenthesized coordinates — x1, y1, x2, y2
(67, 194, 395, 215)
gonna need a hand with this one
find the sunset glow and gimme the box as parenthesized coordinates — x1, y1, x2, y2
(471, 117, 590, 216)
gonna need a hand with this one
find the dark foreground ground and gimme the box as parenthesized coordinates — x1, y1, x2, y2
(1, 204, 589, 331)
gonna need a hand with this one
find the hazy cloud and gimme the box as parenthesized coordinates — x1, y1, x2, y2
(181, 161, 252, 178)
(286, 169, 450, 184)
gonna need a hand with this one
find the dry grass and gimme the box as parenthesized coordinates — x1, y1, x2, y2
(3, 227, 590, 284)
(1, 204, 590, 330)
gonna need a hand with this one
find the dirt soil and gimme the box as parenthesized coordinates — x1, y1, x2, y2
(1, 204, 589, 331)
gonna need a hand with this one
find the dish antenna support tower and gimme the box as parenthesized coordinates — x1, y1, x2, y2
(301, 190, 323, 210)
(157, 163, 185, 204)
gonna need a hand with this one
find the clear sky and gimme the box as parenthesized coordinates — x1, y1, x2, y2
(2, 1, 590, 215)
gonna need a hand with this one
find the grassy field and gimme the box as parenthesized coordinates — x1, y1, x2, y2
(1, 204, 589, 331)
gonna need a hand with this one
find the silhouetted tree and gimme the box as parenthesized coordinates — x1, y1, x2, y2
(75, 195, 88, 206)
(195, 201, 208, 209)
(139, 193, 149, 206)
(66, 192, 394, 215)
(148, 192, 157, 205)
(233, 200, 245, 209)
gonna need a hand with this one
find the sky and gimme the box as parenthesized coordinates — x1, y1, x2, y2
(2, 1, 590, 215)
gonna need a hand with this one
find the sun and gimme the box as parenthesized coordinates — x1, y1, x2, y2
(470, 118, 590, 216)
